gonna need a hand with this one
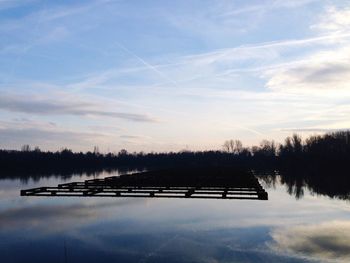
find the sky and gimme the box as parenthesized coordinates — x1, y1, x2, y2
(1, 0, 350, 152)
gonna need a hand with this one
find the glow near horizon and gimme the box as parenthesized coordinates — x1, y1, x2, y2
(1, 0, 350, 152)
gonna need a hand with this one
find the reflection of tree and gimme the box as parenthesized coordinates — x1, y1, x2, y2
(0, 167, 138, 185)
(252, 169, 278, 189)
(257, 166, 350, 200)
(279, 170, 305, 199)
(267, 131, 350, 200)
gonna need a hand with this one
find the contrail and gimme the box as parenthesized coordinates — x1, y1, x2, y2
(235, 125, 265, 136)
(115, 41, 178, 86)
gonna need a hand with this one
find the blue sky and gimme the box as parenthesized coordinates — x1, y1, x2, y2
(1, 0, 350, 152)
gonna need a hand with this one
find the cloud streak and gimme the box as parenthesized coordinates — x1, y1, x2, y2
(0, 94, 158, 123)
(264, 47, 350, 92)
(312, 6, 350, 32)
(0, 127, 101, 143)
(280, 128, 350, 133)
(221, 0, 318, 17)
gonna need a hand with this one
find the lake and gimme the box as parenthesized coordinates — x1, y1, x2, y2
(1, 170, 349, 263)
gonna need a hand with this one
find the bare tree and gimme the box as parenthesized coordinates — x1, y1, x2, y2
(223, 140, 231, 152)
(21, 144, 31, 152)
(34, 146, 41, 152)
(93, 146, 100, 155)
(118, 149, 128, 156)
(233, 140, 243, 154)
(291, 134, 303, 153)
(259, 140, 276, 157)
(222, 139, 243, 154)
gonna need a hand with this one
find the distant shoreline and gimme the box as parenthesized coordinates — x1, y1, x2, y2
(1, 131, 349, 176)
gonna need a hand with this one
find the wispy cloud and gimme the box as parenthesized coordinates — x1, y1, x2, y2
(184, 32, 350, 62)
(115, 42, 179, 87)
(120, 135, 150, 139)
(221, 0, 317, 17)
(1, 1, 350, 150)
(0, 94, 158, 123)
(311, 6, 350, 32)
(260, 5, 350, 93)
(167, 0, 319, 41)
(280, 128, 350, 133)
(77, 31, 350, 94)
(264, 46, 350, 92)
(0, 127, 103, 149)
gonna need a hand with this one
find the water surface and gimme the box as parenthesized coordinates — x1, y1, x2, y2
(1, 170, 349, 263)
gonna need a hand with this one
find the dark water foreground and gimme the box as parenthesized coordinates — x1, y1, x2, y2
(1, 169, 350, 263)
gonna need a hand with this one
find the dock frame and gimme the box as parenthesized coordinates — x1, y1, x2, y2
(21, 170, 268, 200)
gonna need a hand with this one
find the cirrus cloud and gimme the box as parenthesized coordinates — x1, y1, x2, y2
(312, 6, 350, 32)
(264, 47, 350, 92)
(0, 93, 158, 123)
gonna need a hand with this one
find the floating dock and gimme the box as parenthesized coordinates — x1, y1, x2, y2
(21, 167, 268, 200)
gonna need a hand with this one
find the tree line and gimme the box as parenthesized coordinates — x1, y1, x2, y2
(0, 130, 349, 175)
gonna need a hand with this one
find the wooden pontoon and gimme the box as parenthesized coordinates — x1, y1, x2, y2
(21, 167, 268, 200)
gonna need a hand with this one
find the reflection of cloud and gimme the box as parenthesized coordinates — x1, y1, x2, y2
(269, 221, 350, 263)
(0, 199, 144, 233)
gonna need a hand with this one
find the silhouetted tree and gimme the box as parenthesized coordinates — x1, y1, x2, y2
(252, 140, 276, 157)
(1, 131, 350, 185)
(21, 144, 31, 152)
(34, 146, 41, 152)
(93, 146, 100, 155)
(223, 139, 243, 154)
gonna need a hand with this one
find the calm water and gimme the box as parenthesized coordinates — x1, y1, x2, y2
(1, 170, 349, 263)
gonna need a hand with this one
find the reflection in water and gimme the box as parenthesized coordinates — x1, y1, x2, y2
(0, 167, 140, 184)
(0, 199, 145, 233)
(1, 169, 350, 262)
(256, 167, 350, 200)
(269, 221, 350, 263)
(21, 168, 268, 200)
(3, 165, 350, 201)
